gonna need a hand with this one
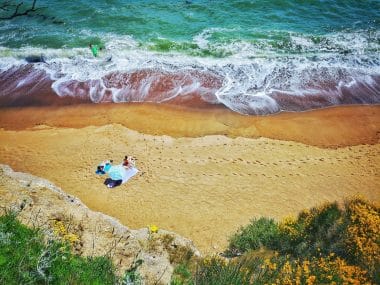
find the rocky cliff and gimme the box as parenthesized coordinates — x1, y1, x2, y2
(0, 164, 200, 284)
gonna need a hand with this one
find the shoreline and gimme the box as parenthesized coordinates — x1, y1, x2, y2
(0, 103, 379, 147)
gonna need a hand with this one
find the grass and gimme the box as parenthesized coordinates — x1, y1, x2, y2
(0, 211, 118, 285)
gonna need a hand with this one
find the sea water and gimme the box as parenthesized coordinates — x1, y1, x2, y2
(0, 0, 379, 114)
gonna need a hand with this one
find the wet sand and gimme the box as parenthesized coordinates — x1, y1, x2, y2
(1, 103, 380, 146)
(0, 104, 379, 253)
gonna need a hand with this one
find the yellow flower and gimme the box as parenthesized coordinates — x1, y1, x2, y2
(53, 221, 67, 236)
(64, 233, 79, 243)
(306, 275, 316, 285)
(148, 224, 159, 233)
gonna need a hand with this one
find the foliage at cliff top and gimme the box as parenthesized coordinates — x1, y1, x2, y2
(1, 196, 378, 284)
(0, 211, 118, 285)
(172, 196, 379, 284)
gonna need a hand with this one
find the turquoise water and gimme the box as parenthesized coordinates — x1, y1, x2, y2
(1, 0, 379, 54)
(0, 0, 379, 114)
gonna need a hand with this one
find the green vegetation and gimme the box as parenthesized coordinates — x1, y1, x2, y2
(193, 254, 370, 285)
(0, 212, 118, 285)
(226, 217, 279, 256)
(2, 196, 378, 284)
(274, 202, 347, 258)
(173, 197, 380, 284)
(171, 263, 194, 285)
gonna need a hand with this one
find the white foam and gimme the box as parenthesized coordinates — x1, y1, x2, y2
(1, 29, 379, 114)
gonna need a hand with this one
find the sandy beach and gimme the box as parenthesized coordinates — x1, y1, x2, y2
(0, 104, 379, 253)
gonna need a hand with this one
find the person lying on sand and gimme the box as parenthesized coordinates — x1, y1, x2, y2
(95, 160, 113, 175)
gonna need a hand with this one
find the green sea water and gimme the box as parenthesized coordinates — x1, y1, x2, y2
(1, 0, 379, 55)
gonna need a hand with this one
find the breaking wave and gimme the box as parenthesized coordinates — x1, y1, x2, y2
(0, 29, 379, 114)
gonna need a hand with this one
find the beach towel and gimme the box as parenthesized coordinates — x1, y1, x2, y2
(107, 165, 139, 183)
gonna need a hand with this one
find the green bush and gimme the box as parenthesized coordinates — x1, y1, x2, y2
(226, 217, 280, 256)
(194, 256, 264, 285)
(343, 197, 380, 282)
(223, 198, 379, 283)
(193, 254, 371, 285)
(170, 263, 194, 285)
(227, 203, 348, 258)
(0, 212, 118, 285)
(275, 202, 347, 257)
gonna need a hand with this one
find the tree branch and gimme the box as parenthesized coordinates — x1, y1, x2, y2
(0, 1, 12, 11)
(0, 0, 38, 20)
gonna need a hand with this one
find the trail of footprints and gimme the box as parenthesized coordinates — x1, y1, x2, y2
(134, 141, 379, 182)
(139, 154, 374, 180)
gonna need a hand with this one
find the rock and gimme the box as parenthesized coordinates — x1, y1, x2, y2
(0, 164, 200, 284)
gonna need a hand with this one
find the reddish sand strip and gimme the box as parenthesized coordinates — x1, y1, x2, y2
(0, 104, 379, 147)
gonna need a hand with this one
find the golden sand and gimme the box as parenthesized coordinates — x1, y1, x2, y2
(0, 104, 379, 253)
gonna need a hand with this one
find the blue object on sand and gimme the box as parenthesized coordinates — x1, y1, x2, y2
(95, 162, 112, 175)
(104, 163, 112, 172)
(108, 165, 138, 183)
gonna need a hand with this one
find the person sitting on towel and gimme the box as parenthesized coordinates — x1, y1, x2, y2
(123, 156, 135, 169)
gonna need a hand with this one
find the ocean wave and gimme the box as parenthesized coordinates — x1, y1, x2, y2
(0, 29, 379, 114)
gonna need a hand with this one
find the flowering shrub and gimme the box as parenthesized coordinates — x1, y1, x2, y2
(344, 197, 380, 281)
(278, 202, 347, 257)
(192, 254, 371, 285)
(53, 220, 80, 245)
(217, 197, 380, 284)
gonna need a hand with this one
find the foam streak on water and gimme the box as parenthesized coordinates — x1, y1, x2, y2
(0, 0, 379, 114)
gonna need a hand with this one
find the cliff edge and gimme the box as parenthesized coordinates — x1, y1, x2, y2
(0, 164, 200, 284)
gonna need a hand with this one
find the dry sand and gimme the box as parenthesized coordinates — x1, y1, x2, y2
(0, 104, 379, 253)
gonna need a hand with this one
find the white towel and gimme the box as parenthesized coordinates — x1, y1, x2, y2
(121, 166, 139, 183)
(108, 165, 138, 183)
